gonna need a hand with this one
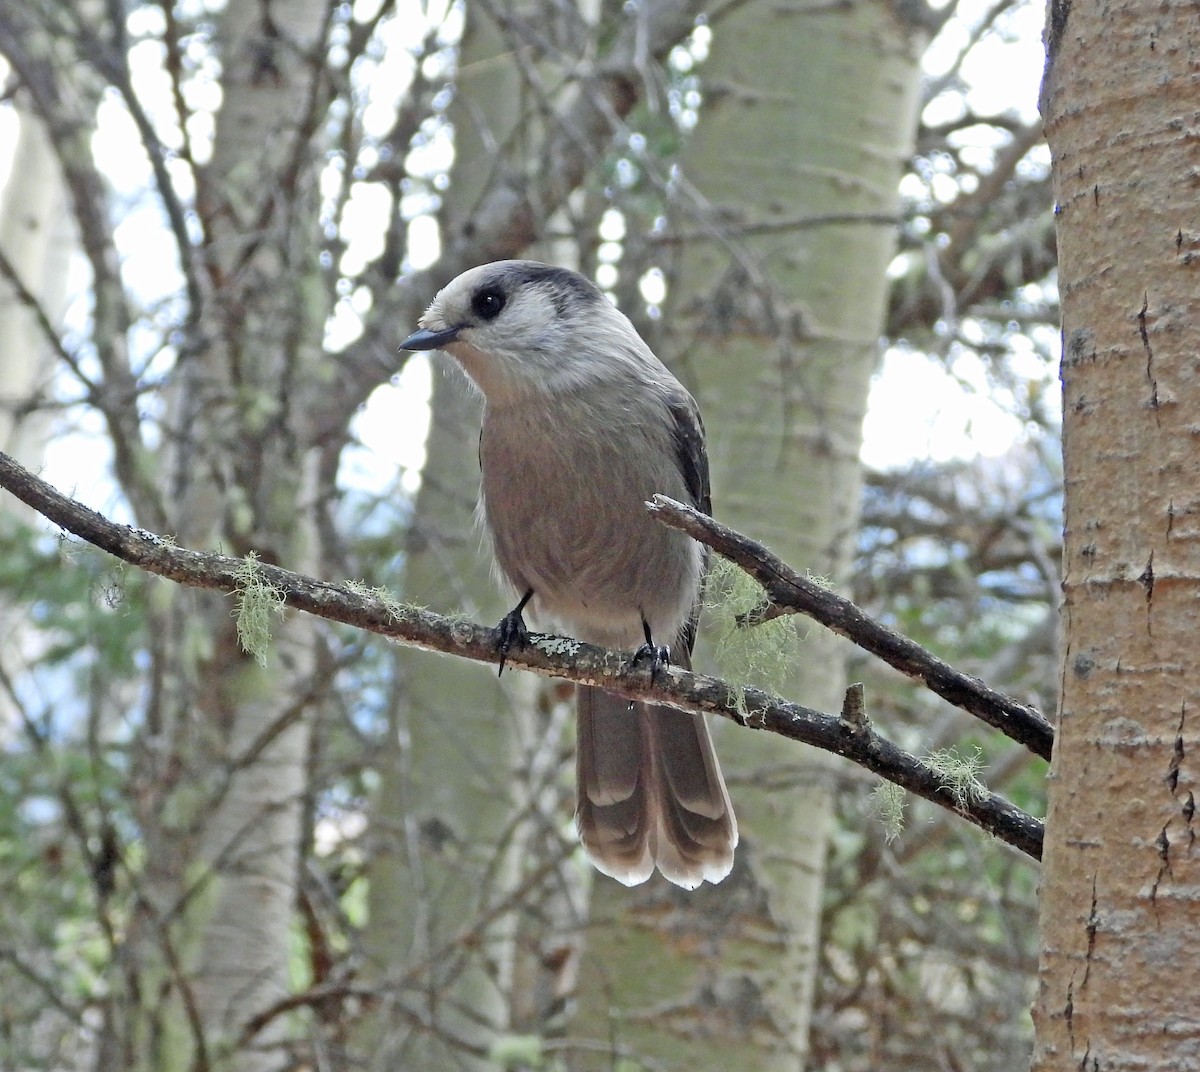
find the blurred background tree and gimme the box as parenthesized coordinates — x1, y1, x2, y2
(0, 0, 1054, 1069)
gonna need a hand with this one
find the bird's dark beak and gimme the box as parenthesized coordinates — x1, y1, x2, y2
(399, 325, 462, 351)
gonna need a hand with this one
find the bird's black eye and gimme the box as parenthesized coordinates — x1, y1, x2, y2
(471, 286, 507, 321)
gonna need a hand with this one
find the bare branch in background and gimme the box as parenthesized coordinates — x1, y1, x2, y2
(0, 6, 166, 528)
(314, 0, 707, 443)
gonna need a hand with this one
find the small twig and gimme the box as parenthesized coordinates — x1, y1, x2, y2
(86, 42, 205, 317)
(647, 495, 1055, 762)
(0, 245, 99, 396)
(311, 0, 706, 444)
(840, 682, 869, 735)
(0, 450, 1043, 859)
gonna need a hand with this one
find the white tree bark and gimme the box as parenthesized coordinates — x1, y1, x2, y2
(0, 109, 70, 459)
(162, 2, 329, 1066)
(574, 2, 926, 1067)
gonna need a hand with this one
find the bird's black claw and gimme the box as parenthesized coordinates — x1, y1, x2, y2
(631, 641, 671, 684)
(494, 590, 534, 676)
(631, 617, 670, 683)
(494, 611, 530, 676)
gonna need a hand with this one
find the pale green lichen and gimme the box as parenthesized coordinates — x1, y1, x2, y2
(704, 557, 798, 695)
(926, 746, 988, 806)
(870, 782, 908, 842)
(804, 567, 834, 589)
(233, 553, 285, 666)
(345, 580, 410, 620)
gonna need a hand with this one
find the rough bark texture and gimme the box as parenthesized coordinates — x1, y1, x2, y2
(152, 2, 328, 1067)
(1034, 5, 1200, 1068)
(572, 2, 926, 1067)
(361, 6, 561, 1066)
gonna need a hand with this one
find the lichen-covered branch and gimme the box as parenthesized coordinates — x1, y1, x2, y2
(648, 494, 1056, 761)
(0, 449, 1043, 859)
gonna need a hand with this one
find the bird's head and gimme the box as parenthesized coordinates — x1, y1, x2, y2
(400, 260, 644, 402)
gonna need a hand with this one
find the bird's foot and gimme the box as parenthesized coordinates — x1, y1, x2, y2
(631, 642, 671, 685)
(494, 610, 529, 676)
(631, 618, 670, 684)
(494, 590, 534, 676)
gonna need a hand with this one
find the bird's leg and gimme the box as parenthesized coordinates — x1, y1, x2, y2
(631, 615, 671, 684)
(495, 588, 534, 676)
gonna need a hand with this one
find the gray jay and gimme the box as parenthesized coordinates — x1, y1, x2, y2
(401, 260, 737, 888)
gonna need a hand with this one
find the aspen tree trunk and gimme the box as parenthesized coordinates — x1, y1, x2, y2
(0, 109, 70, 768)
(130, 3, 330, 1067)
(573, 2, 925, 1067)
(0, 111, 69, 459)
(360, 3, 715, 1064)
(361, 5, 553, 1066)
(1034, 5, 1200, 1068)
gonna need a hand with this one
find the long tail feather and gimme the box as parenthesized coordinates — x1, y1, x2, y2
(575, 669, 737, 888)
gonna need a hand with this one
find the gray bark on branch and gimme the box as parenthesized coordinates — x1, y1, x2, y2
(0, 450, 1044, 859)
